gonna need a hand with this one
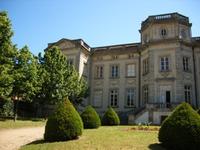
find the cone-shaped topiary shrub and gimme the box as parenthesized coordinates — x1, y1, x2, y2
(44, 99, 83, 142)
(102, 106, 120, 125)
(159, 102, 200, 150)
(81, 105, 101, 129)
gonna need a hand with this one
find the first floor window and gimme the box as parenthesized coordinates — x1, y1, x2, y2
(160, 57, 169, 71)
(93, 90, 103, 107)
(143, 85, 148, 104)
(96, 65, 103, 78)
(127, 64, 136, 77)
(184, 85, 192, 103)
(183, 57, 190, 71)
(111, 65, 119, 78)
(126, 88, 135, 107)
(110, 89, 118, 107)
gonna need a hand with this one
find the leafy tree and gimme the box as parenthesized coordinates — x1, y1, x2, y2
(12, 46, 40, 101)
(44, 99, 83, 141)
(81, 105, 101, 129)
(0, 11, 17, 100)
(102, 107, 120, 126)
(38, 46, 88, 105)
(159, 102, 200, 150)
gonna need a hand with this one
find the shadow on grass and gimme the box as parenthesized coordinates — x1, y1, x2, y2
(25, 136, 81, 146)
(148, 143, 167, 150)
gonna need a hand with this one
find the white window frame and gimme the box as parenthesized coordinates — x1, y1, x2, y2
(110, 89, 118, 107)
(126, 88, 135, 107)
(126, 64, 136, 77)
(183, 57, 190, 72)
(110, 65, 119, 78)
(160, 56, 169, 71)
(184, 85, 192, 103)
(95, 65, 104, 78)
(143, 85, 148, 104)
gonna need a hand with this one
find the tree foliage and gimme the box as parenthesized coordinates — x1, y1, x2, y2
(11, 46, 40, 102)
(81, 105, 101, 129)
(44, 99, 83, 141)
(102, 107, 120, 126)
(37, 46, 88, 105)
(0, 11, 17, 100)
(159, 102, 200, 150)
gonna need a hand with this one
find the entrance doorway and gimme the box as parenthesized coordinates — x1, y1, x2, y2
(166, 91, 171, 108)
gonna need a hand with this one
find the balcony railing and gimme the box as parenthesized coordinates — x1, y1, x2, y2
(146, 102, 180, 109)
(141, 13, 189, 29)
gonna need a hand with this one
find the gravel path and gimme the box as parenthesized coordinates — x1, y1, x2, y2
(0, 126, 44, 150)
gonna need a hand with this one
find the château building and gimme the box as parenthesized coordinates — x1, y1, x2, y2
(47, 13, 200, 124)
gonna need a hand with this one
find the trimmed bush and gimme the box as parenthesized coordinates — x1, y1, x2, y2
(102, 106, 120, 125)
(81, 105, 101, 129)
(159, 102, 200, 150)
(44, 99, 83, 142)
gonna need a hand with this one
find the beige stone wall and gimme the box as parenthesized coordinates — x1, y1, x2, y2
(90, 52, 139, 113)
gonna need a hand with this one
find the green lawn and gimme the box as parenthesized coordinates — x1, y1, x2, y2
(0, 119, 46, 130)
(20, 126, 166, 150)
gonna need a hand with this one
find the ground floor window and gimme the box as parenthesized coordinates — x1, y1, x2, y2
(143, 85, 148, 104)
(184, 85, 192, 103)
(110, 89, 118, 107)
(126, 88, 135, 107)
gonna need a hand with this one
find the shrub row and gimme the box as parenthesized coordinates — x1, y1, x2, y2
(44, 99, 120, 142)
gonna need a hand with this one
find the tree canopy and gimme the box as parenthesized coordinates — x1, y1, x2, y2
(0, 11, 17, 100)
(37, 46, 88, 105)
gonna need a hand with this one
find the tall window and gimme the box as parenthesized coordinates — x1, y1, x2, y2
(143, 85, 148, 104)
(83, 63, 87, 76)
(126, 88, 135, 107)
(127, 64, 136, 77)
(160, 57, 169, 71)
(93, 90, 103, 107)
(111, 65, 119, 78)
(96, 65, 103, 78)
(183, 57, 190, 71)
(184, 85, 192, 103)
(110, 89, 118, 107)
(143, 58, 149, 75)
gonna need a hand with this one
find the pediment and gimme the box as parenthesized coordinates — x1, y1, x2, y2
(56, 39, 76, 49)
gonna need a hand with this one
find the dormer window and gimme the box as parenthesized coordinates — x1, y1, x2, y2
(161, 29, 167, 37)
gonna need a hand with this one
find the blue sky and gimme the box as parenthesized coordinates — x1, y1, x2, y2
(0, 0, 199, 55)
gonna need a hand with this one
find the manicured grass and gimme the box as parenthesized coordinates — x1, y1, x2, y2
(0, 119, 46, 130)
(20, 126, 165, 150)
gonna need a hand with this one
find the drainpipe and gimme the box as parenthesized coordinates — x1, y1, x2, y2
(192, 46, 198, 108)
(138, 50, 141, 108)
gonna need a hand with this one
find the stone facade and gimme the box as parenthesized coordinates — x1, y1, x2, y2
(47, 13, 200, 124)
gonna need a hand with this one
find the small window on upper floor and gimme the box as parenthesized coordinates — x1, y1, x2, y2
(95, 65, 104, 79)
(161, 29, 167, 37)
(126, 64, 136, 77)
(110, 65, 119, 78)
